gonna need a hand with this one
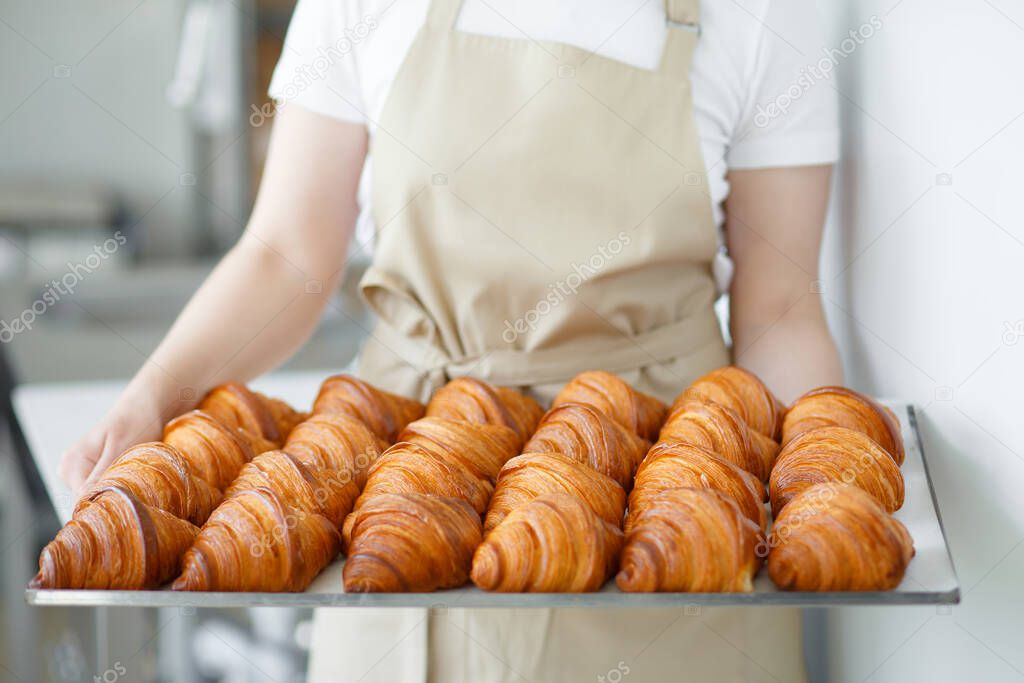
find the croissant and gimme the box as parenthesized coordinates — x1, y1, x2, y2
(343, 493, 482, 592)
(549, 371, 667, 441)
(197, 382, 289, 446)
(425, 377, 544, 447)
(768, 483, 915, 591)
(224, 450, 358, 527)
(32, 487, 199, 589)
(472, 493, 623, 592)
(283, 412, 387, 490)
(75, 442, 222, 526)
(522, 403, 650, 489)
(658, 398, 778, 480)
(677, 366, 785, 440)
(349, 437, 499, 533)
(617, 487, 764, 593)
(261, 395, 308, 440)
(628, 443, 767, 531)
(162, 410, 256, 490)
(770, 427, 905, 514)
(312, 374, 424, 442)
(484, 452, 626, 533)
(172, 487, 340, 592)
(782, 386, 904, 464)
(397, 417, 520, 484)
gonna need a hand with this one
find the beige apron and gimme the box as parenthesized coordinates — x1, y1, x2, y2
(309, 0, 805, 680)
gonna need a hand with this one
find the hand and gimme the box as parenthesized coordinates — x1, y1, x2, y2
(58, 393, 165, 494)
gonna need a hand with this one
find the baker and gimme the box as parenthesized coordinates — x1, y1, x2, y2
(61, 0, 842, 680)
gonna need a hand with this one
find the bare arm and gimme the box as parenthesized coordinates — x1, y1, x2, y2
(61, 107, 368, 490)
(725, 165, 843, 404)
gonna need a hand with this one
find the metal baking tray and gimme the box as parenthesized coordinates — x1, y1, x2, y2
(26, 403, 959, 608)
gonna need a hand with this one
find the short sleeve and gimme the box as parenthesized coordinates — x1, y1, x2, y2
(268, 0, 367, 124)
(727, 0, 841, 169)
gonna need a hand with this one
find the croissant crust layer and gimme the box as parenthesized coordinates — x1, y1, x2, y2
(425, 377, 544, 447)
(782, 386, 904, 464)
(770, 427, 905, 514)
(551, 371, 668, 441)
(617, 487, 764, 593)
(344, 493, 482, 593)
(312, 374, 424, 442)
(768, 484, 914, 591)
(472, 493, 623, 592)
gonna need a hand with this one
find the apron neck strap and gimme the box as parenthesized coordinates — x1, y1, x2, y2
(425, 0, 464, 28)
(660, 0, 701, 80)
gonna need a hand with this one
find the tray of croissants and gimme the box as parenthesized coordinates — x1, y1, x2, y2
(26, 366, 959, 607)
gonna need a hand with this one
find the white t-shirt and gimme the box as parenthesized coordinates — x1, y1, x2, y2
(269, 0, 839, 254)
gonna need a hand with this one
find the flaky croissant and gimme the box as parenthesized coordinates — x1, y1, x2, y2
(658, 398, 779, 481)
(550, 371, 668, 441)
(782, 386, 904, 464)
(162, 410, 257, 490)
(312, 374, 424, 442)
(472, 493, 623, 592)
(197, 382, 290, 447)
(522, 403, 650, 489)
(629, 443, 767, 531)
(283, 412, 387, 490)
(770, 426, 905, 514)
(397, 417, 520, 484)
(32, 487, 199, 589)
(617, 487, 764, 593)
(349, 433, 503, 530)
(225, 450, 357, 527)
(172, 487, 340, 592)
(343, 493, 482, 592)
(75, 442, 222, 526)
(768, 483, 915, 591)
(425, 377, 544, 447)
(484, 452, 626, 533)
(677, 366, 785, 440)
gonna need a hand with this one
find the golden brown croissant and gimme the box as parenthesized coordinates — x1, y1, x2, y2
(162, 410, 256, 490)
(484, 452, 626, 533)
(283, 412, 387, 490)
(312, 374, 425, 442)
(224, 450, 358, 528)
(425, 377, 544, 447)
(349, 439, 495, 532)
(628, 443, 767, 531)
(658, 398, 779, 481)
(172, 487, 340, 592)
(197, 382, 288, 446)
(782, 386, 904, 464)
(260, 395, 308, 441)
(75, 442, 222, 526)
(397, 417, 520, 484)
(32, 487, 199, 589)
(770, 426, 905, 514)
(551, 371, 668, 441)
(522, 403, 650, 489)
(472, 493, 623, 592)
(768, 483, 915, 591)
(677, 366, 785, 440)
(343, 493, 482, 592)
(617, 487, 764, 592)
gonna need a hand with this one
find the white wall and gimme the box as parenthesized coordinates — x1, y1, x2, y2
(819, 0, 1024, 680)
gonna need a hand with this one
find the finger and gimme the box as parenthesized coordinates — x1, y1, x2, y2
(59, 449, 98, 494)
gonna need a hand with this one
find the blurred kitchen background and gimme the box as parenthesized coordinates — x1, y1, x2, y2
(2, 0, 1023, 682)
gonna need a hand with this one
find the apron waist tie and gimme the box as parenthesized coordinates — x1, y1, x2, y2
(367, 307, 724, 389)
